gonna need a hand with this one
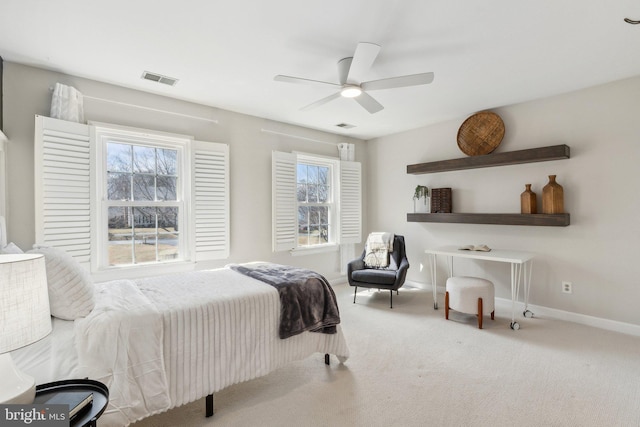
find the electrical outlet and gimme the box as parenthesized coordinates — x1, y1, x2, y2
(562, 281, 572, 294)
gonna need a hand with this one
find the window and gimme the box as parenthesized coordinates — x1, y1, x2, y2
(297, 159, 332, 247)
(272, 151, 361, 253)
(35, 116, 229, 276)
(93, 126, 189, 268)
(105, 141, 181, 266)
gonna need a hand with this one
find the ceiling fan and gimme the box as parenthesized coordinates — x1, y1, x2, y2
(274, 42, 434, 114)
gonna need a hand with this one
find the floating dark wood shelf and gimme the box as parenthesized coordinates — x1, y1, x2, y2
(407, 144, 570, 174)
(407, 213, 570, 227)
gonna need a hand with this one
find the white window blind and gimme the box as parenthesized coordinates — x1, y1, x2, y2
(339, 160, 362, 244)
(192, 140, 229, 260)
(272, 151, 297, 251)
(35, 115, 92, 268)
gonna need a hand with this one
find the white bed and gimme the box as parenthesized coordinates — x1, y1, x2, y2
(2, 218, 349, 426)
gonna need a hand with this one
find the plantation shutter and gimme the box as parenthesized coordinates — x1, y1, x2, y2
(272, 151, 297, 251)
(339, 160, 362, 244)
(191, 140, 229, 261)
(34, 115, 91, 268)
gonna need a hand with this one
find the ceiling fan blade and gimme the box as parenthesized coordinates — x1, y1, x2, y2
(300, 92, 342, 111)
(274, 75, 340, 89)
(337, 58, 352, 85)
(361, 72, 434, 91)
(345, 42, 381, 84)
(354, 92, 384, 114)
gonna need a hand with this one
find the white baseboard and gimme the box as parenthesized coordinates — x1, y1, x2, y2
(402, 280, 640, 337)
(495, 298, 640, 337)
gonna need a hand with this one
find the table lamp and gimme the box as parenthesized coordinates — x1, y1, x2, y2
(0, 253, 52, 404)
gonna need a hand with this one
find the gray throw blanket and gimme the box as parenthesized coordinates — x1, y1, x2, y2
(229, 263, 340, 339)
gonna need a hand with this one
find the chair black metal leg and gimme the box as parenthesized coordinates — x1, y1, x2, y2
(325, 353, 330, 365)
(390, 290, 393, 308)
(353, 286, 357, 303)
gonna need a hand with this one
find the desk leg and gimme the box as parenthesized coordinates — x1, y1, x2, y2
(428, 254, 438, 309)
(509, 263, 522, 330)
(522, 260, 534, 319)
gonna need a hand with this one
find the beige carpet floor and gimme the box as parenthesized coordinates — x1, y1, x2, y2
(132, 283, 640, 427)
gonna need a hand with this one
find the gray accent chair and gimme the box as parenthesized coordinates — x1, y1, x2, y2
(347, 235, 409, 308)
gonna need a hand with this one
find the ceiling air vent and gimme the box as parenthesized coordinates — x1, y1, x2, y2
(335, 123, 355, 129)
(141, 71, 178, 86)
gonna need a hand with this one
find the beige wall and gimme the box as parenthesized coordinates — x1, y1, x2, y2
(2, 62, 366, 281)
(5, 61, 640, 326)
(366, 75, 640, 326)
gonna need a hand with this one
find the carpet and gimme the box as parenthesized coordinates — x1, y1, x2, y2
(132, 284, 640, 427)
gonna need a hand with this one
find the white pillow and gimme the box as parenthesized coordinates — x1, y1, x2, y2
(27, 246, 95, 320)
(1, 242, 24, 254)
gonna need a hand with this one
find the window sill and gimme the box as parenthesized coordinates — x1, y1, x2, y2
(92, 260, 197, 283)
(290, 244, 339, 257)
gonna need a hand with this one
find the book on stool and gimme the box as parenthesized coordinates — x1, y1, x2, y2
(46, 391, 94, 420)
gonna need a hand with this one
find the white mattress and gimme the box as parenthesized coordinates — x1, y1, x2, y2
(15, 266, 349, 427)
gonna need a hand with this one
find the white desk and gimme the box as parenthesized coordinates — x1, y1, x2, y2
(425, 246, 535, 330)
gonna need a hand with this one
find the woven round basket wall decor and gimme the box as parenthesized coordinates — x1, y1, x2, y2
(456, 111, 505, 156)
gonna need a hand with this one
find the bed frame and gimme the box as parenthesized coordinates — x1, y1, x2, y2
(203, 353, 330, 417)
(205, 353, 331, 417)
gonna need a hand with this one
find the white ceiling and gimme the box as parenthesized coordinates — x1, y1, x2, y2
(1, 0, 640, 140)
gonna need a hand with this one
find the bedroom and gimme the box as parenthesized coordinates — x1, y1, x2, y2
(1, 1, 640, 426)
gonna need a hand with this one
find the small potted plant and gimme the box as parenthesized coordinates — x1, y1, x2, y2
(413, 185, 430, 213)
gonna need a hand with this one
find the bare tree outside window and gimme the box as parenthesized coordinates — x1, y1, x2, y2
(296, 163, 330, 246)
(107, 142, 179, 265)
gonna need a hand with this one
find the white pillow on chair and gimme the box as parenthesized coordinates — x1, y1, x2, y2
(27, 246, 95, 320)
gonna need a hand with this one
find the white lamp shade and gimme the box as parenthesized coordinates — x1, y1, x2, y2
(0, 254, 52, 404)
(0, 254, 52, 354)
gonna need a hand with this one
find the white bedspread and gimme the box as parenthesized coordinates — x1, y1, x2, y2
(74, 279, 170, 426)
(12, 317, 79, 384)
(74, 267, 350, 426)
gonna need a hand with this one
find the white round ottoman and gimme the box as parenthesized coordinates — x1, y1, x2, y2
(445, 276, 495, 329)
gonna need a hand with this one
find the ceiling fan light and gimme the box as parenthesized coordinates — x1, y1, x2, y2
(341, 86, 362, 98)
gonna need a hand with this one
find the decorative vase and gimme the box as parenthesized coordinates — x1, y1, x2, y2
(520, 184, 537, 214)
(542, 175, 564, 214)
(414, 196, 431, 213)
